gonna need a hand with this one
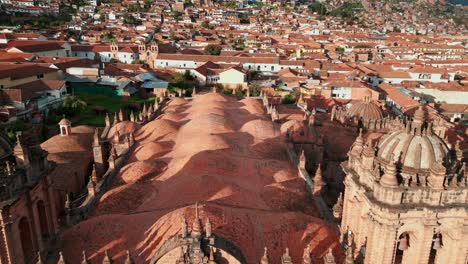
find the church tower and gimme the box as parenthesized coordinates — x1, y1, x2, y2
(340, 106, 467, 264)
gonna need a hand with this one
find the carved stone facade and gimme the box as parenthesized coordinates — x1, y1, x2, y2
(340, 106, 467, 264)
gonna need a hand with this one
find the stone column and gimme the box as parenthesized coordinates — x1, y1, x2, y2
(0, 210, 14, 264)
(416, 227, 434, 264)
(31, 201, 44, 252)
(380, 226, 397, 264)
(364, 221, 380, 264)
(25, 193, 39, 254)
(46, 182, 59, 234)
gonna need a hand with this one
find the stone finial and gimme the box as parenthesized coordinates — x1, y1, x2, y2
(105, 113, 111, 127)
(333, 192, 343, 219)
(113, 130, 120, 144)
(148, 104, 154, 115)
(154, 98, 159, 110)
(87, 178, 96, 197)
(191, 202, 202, 238)
(124, 250, 134, 264)
(455, 140, 463, 161)
(102, 250, 113, 264)
(36, 252, 44, 264)
(323, 248, 336, 264)
(380, 155, 399, 188)
(351, 129, 364, 154)
(428, 160, 446, 190)
(313, 164, 325, 195)
(205, 218, 212, 237)
(81, 251, 90, 264)
(345, 245, 354, 264)
(57, 252, 66, 264)
(142, 103, 147, 115)
(208, 247, 216, 264)
(302, 245, 312, 264)
(281, 248, 292, 264)
(181, 217, 188, 238)
(64, 193, 71, 210)
(5, 161, 13, 176)
(91, 164, 98, 183)
(299, 149, 306, 169)
(93, 128, 100, 146)
(192, 86, 197, 96)
(246, 87, 250, 97)
(260, 247, 269, 264)
(130, 111, 135, 122)
(118, 109, 124, 122)
(113, 112, 118, 125)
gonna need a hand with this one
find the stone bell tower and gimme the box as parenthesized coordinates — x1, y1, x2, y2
(340, 106, 467, 264)
(148, 42, 159, 68)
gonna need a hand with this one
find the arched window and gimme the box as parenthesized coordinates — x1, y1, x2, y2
(395, 232, 409, 264)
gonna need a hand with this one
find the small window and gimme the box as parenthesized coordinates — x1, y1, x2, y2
(37, 74, 44, 79)
(74, 52, 77, 56)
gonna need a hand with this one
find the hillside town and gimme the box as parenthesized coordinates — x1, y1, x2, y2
(0, 0, 466, 263)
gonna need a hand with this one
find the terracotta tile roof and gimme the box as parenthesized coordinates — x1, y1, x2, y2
(6, 40, 64, 53)
(378, 83, 419, 110)
(0, 63, 58, 80)
(157, 53, 280, 64)
(1, 79, 65, 102)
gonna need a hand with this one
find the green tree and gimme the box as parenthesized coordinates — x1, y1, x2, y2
(63, 96, 87, 113)
(173, 11, 183, 21)
(201, 20, 211, 29)
(204, 44, 222, 55)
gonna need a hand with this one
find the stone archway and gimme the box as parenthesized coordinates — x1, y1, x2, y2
(19, 217, 34, 263)
(150, 233, 247, 264)
(37, 200, 49, 238)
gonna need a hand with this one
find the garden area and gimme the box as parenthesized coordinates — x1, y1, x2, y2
(44, 93, 155, 129)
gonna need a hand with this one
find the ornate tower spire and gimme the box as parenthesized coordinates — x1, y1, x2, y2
(205, 218, 212, 237)
(102, 251, 113, 264)
(181, 216, 188, 238)
(118, 109, 124, 122)
(281, 248, 292, 264)
(113, 112, 118, 125)
(260, 247, 269, 264)
(299, 149, 306, 169)
(105, 113, 110, 127)
(124, 250, 134, 264)
(302, 245, 312, 264)
(351, 128, 364, 154)
(313, 164, 325, 195)
(323, 248, 336, 264)
(191, 202, 202, 238)
(36, 252, 44, 264)
(345, 245, 354, 264)
(81, 251, 90, 264)
(333, 192, 343, 220)
(57, 252, 66, 264)
(154, 98, 159, 110)
(380, 155, 399, 188)
(208, 247, 217, 264)
(428, 160, 446, 190)
(412, 105, 426, 129)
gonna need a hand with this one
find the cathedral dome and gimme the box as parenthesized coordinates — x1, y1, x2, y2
(347, 100, 383, 121)
(377, 130, 449, 170)
(376, 106, 449, 171)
